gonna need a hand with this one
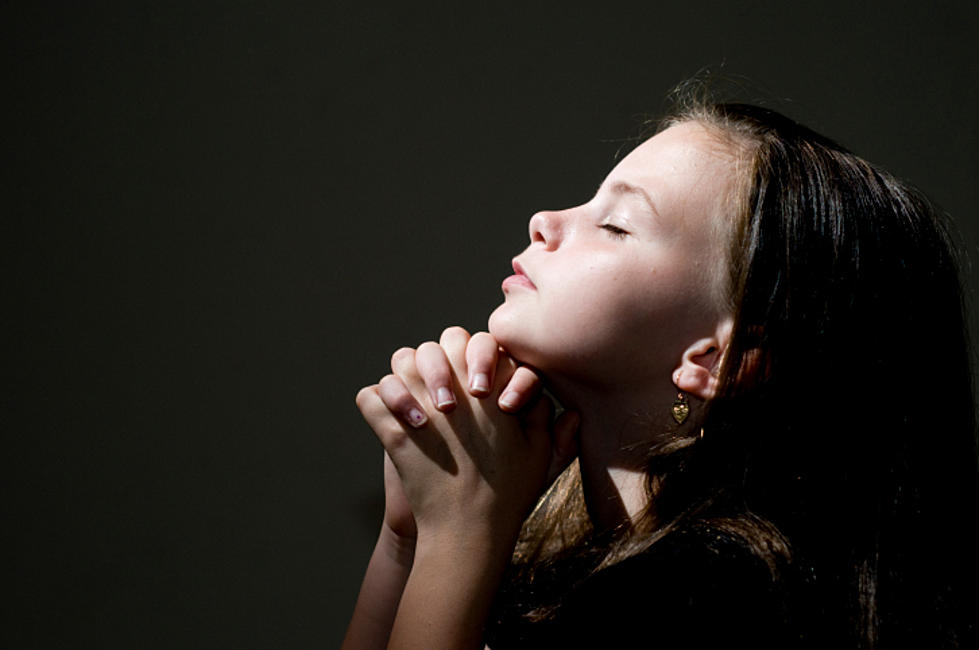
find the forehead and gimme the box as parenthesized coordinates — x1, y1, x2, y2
(607, 121, 740, 305)
(607, 122, 739, 213)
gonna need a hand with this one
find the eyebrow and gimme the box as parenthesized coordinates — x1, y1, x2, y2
(599, 181, 660, 218)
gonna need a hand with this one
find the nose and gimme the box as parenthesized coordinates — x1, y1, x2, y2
(528, 210, 562, 250)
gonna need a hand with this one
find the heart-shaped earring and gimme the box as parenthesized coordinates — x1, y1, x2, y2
(671, 392, 690, 424)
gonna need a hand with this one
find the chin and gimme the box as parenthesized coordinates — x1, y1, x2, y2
(487, 305, 515, 350)
(488, 305, 539, 367)
(489, 302, 604, 379)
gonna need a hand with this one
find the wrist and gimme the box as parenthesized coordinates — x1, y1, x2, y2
(415, 505, 524, 553)
(391, 529, 516, 649)
(378, 521, 417, 568)
(414, 522, 518, 576)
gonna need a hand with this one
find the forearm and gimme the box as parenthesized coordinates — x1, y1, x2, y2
(388, 528, 516, 650)
(341, 524, 416, 650)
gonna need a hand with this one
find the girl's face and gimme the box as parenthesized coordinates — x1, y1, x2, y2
(488, 122, 737, 386)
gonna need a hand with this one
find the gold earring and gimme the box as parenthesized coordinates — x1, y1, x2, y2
(671, 391, 690, 424)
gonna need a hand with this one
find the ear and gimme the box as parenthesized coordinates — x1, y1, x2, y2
(673, 318, 733, 401)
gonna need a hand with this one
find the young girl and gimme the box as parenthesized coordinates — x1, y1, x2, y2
(342, 99, 979, 648)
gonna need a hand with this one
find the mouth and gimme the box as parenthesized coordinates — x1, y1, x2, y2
(502, 259, 537, 291)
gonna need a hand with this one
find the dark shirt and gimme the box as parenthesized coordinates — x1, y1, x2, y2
(486, 527, 799, 649)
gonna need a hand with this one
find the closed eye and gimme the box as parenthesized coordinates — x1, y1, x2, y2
(600, 223, 629, 239)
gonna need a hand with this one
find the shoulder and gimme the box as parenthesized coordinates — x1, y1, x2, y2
(551, 525, 795, 648)
(570, 524, 778, 607)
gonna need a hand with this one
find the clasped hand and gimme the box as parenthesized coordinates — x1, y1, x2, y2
(356, 327, 579, 549)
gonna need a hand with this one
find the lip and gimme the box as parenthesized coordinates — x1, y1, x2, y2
(502, 259, 537, 291)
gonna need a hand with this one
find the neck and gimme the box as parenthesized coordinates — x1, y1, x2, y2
(544, 376, 690, 532)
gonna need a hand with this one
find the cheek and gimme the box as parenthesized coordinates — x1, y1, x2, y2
(488, 253, 716, 378)
(565, 280, 682, 360)
(489, 273, 675, 377)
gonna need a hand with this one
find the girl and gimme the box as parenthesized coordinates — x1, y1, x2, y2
(343, 99, 979, 648)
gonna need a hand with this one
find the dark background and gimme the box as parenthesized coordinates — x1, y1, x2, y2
(5, 1, 977, 647)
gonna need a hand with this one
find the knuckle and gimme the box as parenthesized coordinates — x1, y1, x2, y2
(439, 326, 470, 364)
(390, 347, 416, 373)
(391, 346, 414, 364)
(473, 331, 498, 346)
(416, 342, 452, 380)
(512, 366, 540, 388)
(355, 385, 375, 409)
(440, 325, 470, 345)
(469, 330, 492, 343)
(378, 373, 401, 389)
(416, 340, 443, 357)
(378, 375, 422, 422)
(385, 427, 410, 449)
(468, 333, 497, 361)
(375, 422, 409, 449)
(426, 366, 453, 386)
(378, 374, 411, 402)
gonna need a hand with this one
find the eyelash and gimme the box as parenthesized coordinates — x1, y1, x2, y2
(600, 223, 629, 239)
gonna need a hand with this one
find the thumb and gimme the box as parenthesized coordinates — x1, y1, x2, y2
(546, 410, 580, 484)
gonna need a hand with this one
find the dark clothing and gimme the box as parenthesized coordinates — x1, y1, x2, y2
(486, 527, 800, 649)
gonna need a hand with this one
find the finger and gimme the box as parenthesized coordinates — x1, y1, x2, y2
(465, 332, 499, 396)
(390, 346, 416, 377)
(497, 365, 543, 412)
(362, 380, 458, 477)
(415, 341, 457, 411)
(355, 384, 388, 424)
(493, 347, 520, 395)
(390, 346, 427, 398)
(438, 326, 471, 376)
(355, 384, 413, 449)
(377, 374, 429, 428)
(547, 410, 580, 484)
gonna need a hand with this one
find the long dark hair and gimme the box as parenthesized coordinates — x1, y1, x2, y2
(490, 100, 979, 648)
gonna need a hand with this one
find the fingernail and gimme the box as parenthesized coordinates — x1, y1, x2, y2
(407, 408, 427, 427)
(436, 387, 455, 408)
(499, 390, 519, 410)
(471, 373, 490, 393)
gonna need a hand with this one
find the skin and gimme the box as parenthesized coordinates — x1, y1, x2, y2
(343, 121, 739, 649)
(488, 122, 733, 390)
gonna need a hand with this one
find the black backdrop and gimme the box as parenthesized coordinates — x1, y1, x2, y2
(6, 2, 978, 647)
